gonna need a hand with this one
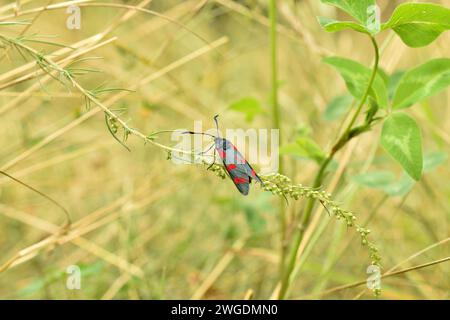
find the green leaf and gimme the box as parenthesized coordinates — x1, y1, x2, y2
(229, 97, 264, 122)
(297, 137, 326, 162)
(355, 152, 447, 197)
(321, 0, 376, 24)
(324, 56, 388, 108)
(382, 3, 450, 47)
(377, 68, 390, 87)
(423, 151, 448, 172)
(353, 170, 415, 197)
(388, 70, 406, 101)
(392, 58, 450, 109)
(317, 16, 368, 34)
(353, 171, 396, 189)
(381, 113, 423, 181)
(280, 137, 325, 163)
(279, 143, 303, 156)
(382, 174, 415, 197)
(323, 94, 353, 121)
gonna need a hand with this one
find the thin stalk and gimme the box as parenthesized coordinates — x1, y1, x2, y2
(278, 36, 380, 299)
(269, 0, 281, 146)
(0, 33, 221, 157)
(315, 256, 450, 298)
(337, 37, 380, 143)
(0, 2, 215, 55)
(269, 0, 286, 284)
(0, 170, 71, 225)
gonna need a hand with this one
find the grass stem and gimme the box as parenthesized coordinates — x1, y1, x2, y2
(269, 0, 287, 286)
(278, 36, 380, 300)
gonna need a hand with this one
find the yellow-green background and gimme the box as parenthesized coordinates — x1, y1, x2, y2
(0, 0, 448, 299)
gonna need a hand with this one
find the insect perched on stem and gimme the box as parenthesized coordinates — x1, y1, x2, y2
(184, 115, 263, 196)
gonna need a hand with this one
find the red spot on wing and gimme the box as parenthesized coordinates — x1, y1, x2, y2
(251, 168, 256, 177)
(227, 164, 237, 170)
(217, 149, 226, 158)
(233, 177, 248, 184)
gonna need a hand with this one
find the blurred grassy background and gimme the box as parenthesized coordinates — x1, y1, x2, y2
(0, 0, 448, 299)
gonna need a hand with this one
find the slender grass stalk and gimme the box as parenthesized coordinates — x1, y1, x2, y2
(0, 2, 214, 54)
(0, 33, 226, 157)
(0, 170, 71, 225)
(278, 36, 380, 300)
(269, 0, 281, 147)
(269, 0, 287, 284)
(314, 256, 450, 298)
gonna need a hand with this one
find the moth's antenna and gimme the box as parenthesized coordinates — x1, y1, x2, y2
(213, 114, 220, 137)
(182, 131, 215, 138)
(0, 170, 71, 226)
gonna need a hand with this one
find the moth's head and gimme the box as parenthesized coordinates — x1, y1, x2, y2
(214, 137, 231, 150)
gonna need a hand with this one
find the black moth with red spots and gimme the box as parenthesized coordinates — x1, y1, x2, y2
(184, 115, 263, 196)
(214, 136, 263, 195)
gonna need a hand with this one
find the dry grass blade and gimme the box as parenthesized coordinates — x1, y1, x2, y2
(191, 239, 245, 300)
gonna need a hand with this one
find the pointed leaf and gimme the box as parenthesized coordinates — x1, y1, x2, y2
(423, 152, 448, 173)
(323, 94, 354, 121)
(382, 174, 415, 197)
(324, 56, 388, 108)
(296, 137, 326, 163)
(381, 113, 423, 180)
(280, 137, 325, 163)
(353, 171, 396, 189)
(321, 0, 376, 24)
(393, 58, 450, 109)
(317, 16, 368, 34)
(382, 3, 450, 47)
(388, 70, 406, 101)
(229, 97, 264, 122)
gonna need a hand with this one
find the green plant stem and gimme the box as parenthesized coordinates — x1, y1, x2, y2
(269, 0, 281, 145)
(0, 33, 212, 158)
(278, 36, 379, 300)
(332, 36, 380, 153)
(269, 0, 286, 284)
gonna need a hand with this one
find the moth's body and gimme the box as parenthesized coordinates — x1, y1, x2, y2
(184, 116, 263, 196)
(214, 137, 263, 195)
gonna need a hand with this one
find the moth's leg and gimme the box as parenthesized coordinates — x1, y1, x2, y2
(188, 142, 214, 165)
(172, 142, 214, 164)
(171, 153, 196, 164)
(193, 142, 216, 168)
(207, 148, 217, 170)
(197, 142, 215, 156)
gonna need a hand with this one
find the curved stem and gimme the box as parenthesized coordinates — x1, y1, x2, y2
(278, 36, 379, 300)
(0, 33, 224, 158)
(0, 170, 71, 225)
(343, 36, 379, 135)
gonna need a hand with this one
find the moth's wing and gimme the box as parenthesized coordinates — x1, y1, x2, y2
(225, 147, 263, 185)
(225, 164, 250, 195)
(242, 161, 263, 185)
(219, 148, 248, 195)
